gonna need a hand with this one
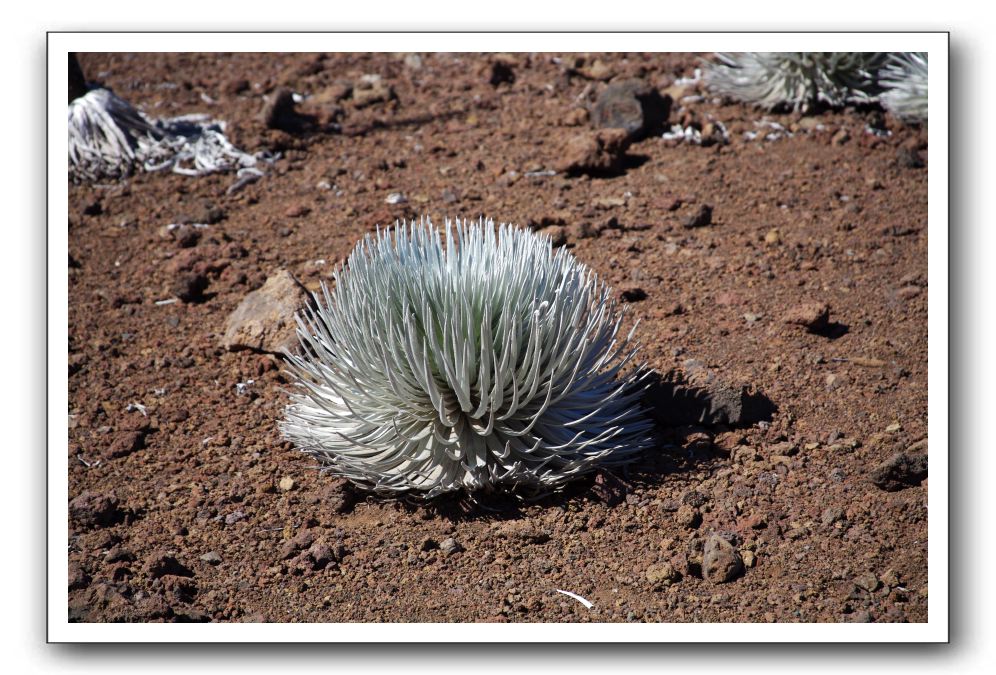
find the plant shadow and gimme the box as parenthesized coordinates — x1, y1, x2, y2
(398, 369, 777, 523)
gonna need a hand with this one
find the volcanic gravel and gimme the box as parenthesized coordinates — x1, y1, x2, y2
(67, 52, 928, 623)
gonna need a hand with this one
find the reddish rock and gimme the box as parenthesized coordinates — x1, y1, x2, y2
(221, 270, 313, 354)
(554, 128, 631, 176)
(783, 302, 831, 331)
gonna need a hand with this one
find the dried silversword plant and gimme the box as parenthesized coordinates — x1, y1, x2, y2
(280, 217, 654, 496)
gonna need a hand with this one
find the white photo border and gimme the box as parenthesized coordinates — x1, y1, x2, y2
(49, 31, 948, 643)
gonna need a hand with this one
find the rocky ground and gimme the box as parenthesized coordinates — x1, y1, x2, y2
(67, 52, 928, 623)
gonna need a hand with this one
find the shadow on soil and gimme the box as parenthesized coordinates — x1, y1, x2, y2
(389, 369, 777, 523)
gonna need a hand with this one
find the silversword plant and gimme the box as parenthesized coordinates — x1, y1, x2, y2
(281, 217, 654, 496)
(879, 52, 928, 123)
(704, 52, 888, 112)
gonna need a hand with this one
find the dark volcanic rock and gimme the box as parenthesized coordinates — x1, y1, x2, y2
(69, 491, 123, 529)
(682, 204, 713, 228)
(591, 79, 671, 141)
(643, 368, 776, 428)
(870, 452, 928, 491)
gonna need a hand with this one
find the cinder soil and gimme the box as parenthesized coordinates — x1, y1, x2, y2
(67, 52, 928, 623)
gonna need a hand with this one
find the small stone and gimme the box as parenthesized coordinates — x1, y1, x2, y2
(221, 270, 313, 354)
(821, 507, 844, 526)
(284, 204, 311, 218)
(352, 74, 395, 108)
(554, 128, 631, 176)
(831, 129, 851, 146)
(278, 476, 296, 492)
(562, 108, 588, 126)
(741, 550, 756, 568)
(68, 562, 91, 590)
(261, 87, 301, 131)
(172, 272, 209, 303)
(143, 552, 194, 579)
(308, 541, 338, 570)
(170, 224, 202, 248)
(280, 529, 317, 560)
(825, 373, 845, 390)
(702, 534, 744, 584)
(620, 286, 647, 303)
(486, 60, 515, 86)
(896, 285, 922, 300)
(104, 546, 135, 564)
(783, 302, 831, 331)
(896, 146, 925, 169)
(545, 225, 567, 248)
(885, 422, 903, 433)
(851, 357, 886, 368)
(645, 562, 680, 587)
(870, 452, 927, 491)
(682, 204, 713, 229)
(764, 228, 782, 245)
(224, 78, 250, 96)
(385, 192, 407, 205)
(854, 572, 881, 593)
(103, 430, 147, 460)
(675, 504, 702, 530)
(69, 491, 123, 530)
(224, 510, 246, 525)
(320, 478, 355, 514)
(200, 551, 222, 565)
(440, 538, 462, 555)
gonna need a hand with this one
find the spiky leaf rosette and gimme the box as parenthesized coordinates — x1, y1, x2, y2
(280, 217, 654, 497)
(880, 52, 928, 123)
(704, 52, 888, 112)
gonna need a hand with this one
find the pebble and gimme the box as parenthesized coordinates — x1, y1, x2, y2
(896, 145, 925, 169)
(782, 301, 830, 331)
(764, 228, 782, 245)
(103, 429, 148, 460)
(682, 204, 713, 228)
(352, 74, 395, 108)
(645, 562, 680, 587)
(620, 286, 648, 303)
(284, 204, 311, 218)
(440, 538, 462, 555)
(261, 87, 304, 131)
(702, 534, 744, 584)
(675, 504, 702, 530)
(171, 272, 210, 303)
(741, 550, 756, 568)
(385, 192, 407, 205)
(200, 551, 223, 565)
(853, 572, 881, 593)
(278, 476, 296, 492)
(69, 491, 123, 529)
(831, 129, 851, 146)
(143, 552, 194, 579)
(486, 60, 515, 86)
